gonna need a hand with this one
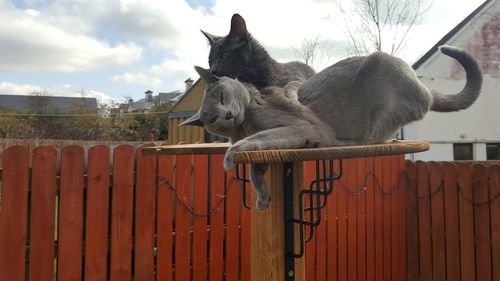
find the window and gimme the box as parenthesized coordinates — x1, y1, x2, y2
(453, 143, 473, 160)
(487, 143, 500, 160)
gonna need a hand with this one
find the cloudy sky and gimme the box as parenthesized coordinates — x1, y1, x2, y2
(0, 0, 486, 103)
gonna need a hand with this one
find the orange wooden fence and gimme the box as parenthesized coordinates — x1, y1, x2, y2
(1, 145, 498, 281)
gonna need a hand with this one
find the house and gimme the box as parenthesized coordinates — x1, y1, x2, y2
(125, 90, 182, 113)
(0, 94, 98, 113)
(167, 78, 208, 144)
(405, 0, 500, 161)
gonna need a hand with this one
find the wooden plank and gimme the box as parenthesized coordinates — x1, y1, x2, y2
(458, 163, 476, 281)
(145, 141, 429, 164)
(29, 147, 57, 281)
(490, 165, 500, 281)
(135, 145, 157, 281)
(226, 170, 241, 281)
(240, 164, 252, 281)
(473, 164, 492, 281)
(391, 156, 400, 281)
(85, 145, 110, 281)
(327, 160, 339, 281)
(338, 160, 348, 281)
(417, 161, 432, 281)
(193, 154, 209, 281)
(304, 161, 316, 281)
(405, 161, 419, 281)
(443, 163, 460, 281)
(357, 158, 367, 281)
(382, 157, 392, 281)
(373, 157, 383, 281)
(346, 159, 358, 281)
(58, 146, 85, 281)
(209, 155, 225, 281)
(110, 145, 135, 281)
(156, 155, 175, 281)
(0, 146, 29, 281)
(175, 155, 192, 281)
(365, 157, 375, 281)
(429, 162, 446, 281)
(398, 156, 407, 281)
(315, 162, 327, 281)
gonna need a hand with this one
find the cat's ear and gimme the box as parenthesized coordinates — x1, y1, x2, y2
(179, 111, 204, 127)
(194, 66, 220, 84)
(229, 13, 248, 41)
(200, 30, 221, 46)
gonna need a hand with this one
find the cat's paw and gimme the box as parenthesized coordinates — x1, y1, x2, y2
(256, 193, 271, 211)
(223, 151, 235, 171)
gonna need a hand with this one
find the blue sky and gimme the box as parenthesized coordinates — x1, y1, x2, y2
(0, 0, 486, 103)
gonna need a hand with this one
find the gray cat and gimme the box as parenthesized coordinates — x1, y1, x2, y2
(201, 13, 315, 98)
(181, 66, 341, 211)
(181, 45, 482, 211)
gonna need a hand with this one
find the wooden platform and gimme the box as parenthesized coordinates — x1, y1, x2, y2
(143, 140, 429, 164)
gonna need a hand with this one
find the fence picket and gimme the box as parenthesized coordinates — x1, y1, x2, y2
(157, 155, 175, 281)
(58, 146, 85, 281)
(316, 162, 327, 281)
(430, 162, 446, 281)
(226, 170, 241, 281)
(85, 145, 110, 281)
(209, 155, 225, 281)
(443, 163, 460, 281)
(240, 165, 251, 281)
(304, 161, 317, 281)
(0, 146, 29, 281)
(405, 161, 418, 281)
(473, 164, 492, 281)
(110, 145, 135, 281)
(356, 158, 367, 281)
(373, 157, 383, 281)
(398, 156, 407, 281)
(338, 160, 348, 281)
(346, 159, 358, 281)
(29, 147, 57, 281)
(458, 164, 476, 281)
(391, 156, 401, 281)
(174, 155, 192, 281)
(135, 145, 157, 281)
(326, 160, 339, 281)
(382, 157, 392, 281)
(490, 165, 500, 281)
(193, 154, 209, 281)
(365, 158, 376, 281)
(417, 161, 432, 281)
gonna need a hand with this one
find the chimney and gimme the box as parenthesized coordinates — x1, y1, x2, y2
(185, 78, 194, 91)
(145, 90, 153, 102)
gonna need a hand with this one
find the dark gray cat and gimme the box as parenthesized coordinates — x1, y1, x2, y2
(181, 46, 482, 211)
(181, 66, 341, 211)
(201, 13, 315, 96)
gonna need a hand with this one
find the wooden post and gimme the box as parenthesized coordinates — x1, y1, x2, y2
(251, 162, 305, 281)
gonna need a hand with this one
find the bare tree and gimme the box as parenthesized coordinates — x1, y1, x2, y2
(334, 0, 431, 55)
(292, 35, 322, 68)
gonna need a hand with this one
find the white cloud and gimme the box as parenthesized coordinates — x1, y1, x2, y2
(111, 73, 163, 89)
(0, 3, 142, 73)
(0, 81, 116, 103)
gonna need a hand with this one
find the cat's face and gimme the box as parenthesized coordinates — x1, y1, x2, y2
(202, 14, 252, 78)
(180, 67, 250, 137)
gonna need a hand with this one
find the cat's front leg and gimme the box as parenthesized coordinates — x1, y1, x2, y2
(283, 81, 303, 103)
(250, 163, 270, 211)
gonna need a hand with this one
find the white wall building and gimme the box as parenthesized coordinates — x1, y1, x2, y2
(405, 0, 500, 161)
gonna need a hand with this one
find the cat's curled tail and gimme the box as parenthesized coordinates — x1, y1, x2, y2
(430, 45, 483, 112)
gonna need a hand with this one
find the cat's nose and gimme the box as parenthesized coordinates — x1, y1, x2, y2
(210, 68, 218, 76)
(225, 111, 233, 120)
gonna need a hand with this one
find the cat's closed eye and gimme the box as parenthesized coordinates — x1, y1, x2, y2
(220, 93, 224, 105)
(209, 115, 219, 124)
(221, 52, 229, 59)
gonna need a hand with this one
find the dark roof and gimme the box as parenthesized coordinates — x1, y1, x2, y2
(0, 95, 98, 113)
(129, 91, 182, 112)
(412, 0, 492, 70)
